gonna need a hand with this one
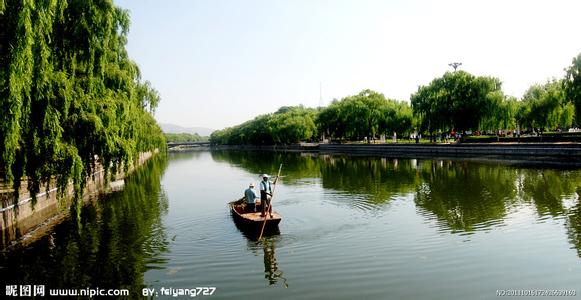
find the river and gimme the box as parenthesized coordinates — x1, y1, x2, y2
(1, 150, 580, 299)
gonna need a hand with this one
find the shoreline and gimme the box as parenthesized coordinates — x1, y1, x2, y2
(1, 150, 160, 250)
(206, 143, 581, 167)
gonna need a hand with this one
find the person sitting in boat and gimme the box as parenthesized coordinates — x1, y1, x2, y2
(260, 174, 273, 217)
(244, 183, 258, 212)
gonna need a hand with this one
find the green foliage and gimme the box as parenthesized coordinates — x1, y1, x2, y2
(380, 98, 413, 137)
(480, 96, 519, 131)
(211, 53, 581, 145)
(411, 71, 503, 133)
(0, 0, 165, 207)
(165, 133, 206, 143)
(518, 80, 574, 131)
(210, 106, 317, 145)
(210, 91, 412, 145)
(564, 53, 581, 125)
(0, 154, 169, 290)
(270, 106, 317, 144)
(317, 90, 412, 141)
(316, 101, 345, 140)
(415, 161, 518, 231)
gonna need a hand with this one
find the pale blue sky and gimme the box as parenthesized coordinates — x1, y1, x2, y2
(115, 0, 581, 130)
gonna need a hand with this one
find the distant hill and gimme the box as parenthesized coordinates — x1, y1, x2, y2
(159, 123, 214, 136)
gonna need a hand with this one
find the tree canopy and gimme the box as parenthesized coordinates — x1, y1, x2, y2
(518, 80, 575, 131)
(564, 53, 581, 126)
(211, 52, 581, 146)
(0, 0, 165, 212)
(210, 91, 414, 145)
(411, 71, 504, 134)
(210, 106, 317, 145)
(318, 90, 412, 141)
(165, 133, 207, 143)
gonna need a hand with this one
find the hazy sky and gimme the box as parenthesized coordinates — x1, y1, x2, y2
(115, 0, 581, 130)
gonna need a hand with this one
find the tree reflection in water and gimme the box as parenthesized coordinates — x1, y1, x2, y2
(214, 150, 581, 258)
(0, 155, 170, 294)
(414, 160, 518, 232)
(566, 188, 581, 257)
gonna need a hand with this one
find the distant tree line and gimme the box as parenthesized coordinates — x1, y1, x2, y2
(165, 133, 207, 143)
(210, 91, 413, 145)
(318, 90, 412, 142)
(210, 106, 318, 145)
(211, 53, 581, 145)
(0, 1, 165, 214)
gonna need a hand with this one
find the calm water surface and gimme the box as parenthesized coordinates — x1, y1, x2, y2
(1, 151, 581, 299)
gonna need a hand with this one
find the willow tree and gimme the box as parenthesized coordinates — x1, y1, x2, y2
(316, 90, 411, 142)
(378, 99, 413, 138)
(317, 100, 347, 141)
(518, 80, 575, 132)
(479, 96, 520, 132)
(270, 106, 317, 144)
(0, 0, 165, 216)
(411, 71, 504, 135)
(564, 53, 581, 125)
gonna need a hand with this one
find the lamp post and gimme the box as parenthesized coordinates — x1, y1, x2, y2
(448, 62, 462, 71)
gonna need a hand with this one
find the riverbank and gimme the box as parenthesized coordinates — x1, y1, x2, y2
(0, 150, 160, 249)
(209, 143, 581, 167)
(319, 143, 581, 157)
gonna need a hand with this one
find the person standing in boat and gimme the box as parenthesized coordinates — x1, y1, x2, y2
(260, 174, 274, 217)
(244, 183, 258, 212)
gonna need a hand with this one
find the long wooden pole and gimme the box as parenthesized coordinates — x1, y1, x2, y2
(258, 164, 282, 240)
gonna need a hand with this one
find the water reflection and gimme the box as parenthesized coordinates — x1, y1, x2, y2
(261, 238, 288, 287)
(245, 235, 288, 287)
(0, 155, 169, 294)
(319, 156, 418, 205)
(211, 150, 320, 184)
(168, 151, 204, 162)
(518, 169, 580, 216)
(212, 150, 581, 256)
(566, 188, 581, 257)
(414, 161, 518, 232)
(212, 151, 419, 205)
(228, 199, 288, 287)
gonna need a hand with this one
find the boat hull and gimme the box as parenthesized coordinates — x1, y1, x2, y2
(229, 199, 281, 237)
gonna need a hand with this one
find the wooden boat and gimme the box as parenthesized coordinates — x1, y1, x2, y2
(229, 198, 282, 234)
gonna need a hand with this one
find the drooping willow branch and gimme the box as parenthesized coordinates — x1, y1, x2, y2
(0, 0, 165, 217)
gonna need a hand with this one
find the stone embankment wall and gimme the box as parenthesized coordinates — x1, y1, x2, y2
(210, 143, 319, 152)
(210, 143, 581, 157)
(0, 151, 157, 247)
(318, 143, 581, 157)
(209, 143, 581, 167)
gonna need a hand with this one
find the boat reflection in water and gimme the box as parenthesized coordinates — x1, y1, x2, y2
(231, 209, 288, 287)
(261, 237, 288, 287)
